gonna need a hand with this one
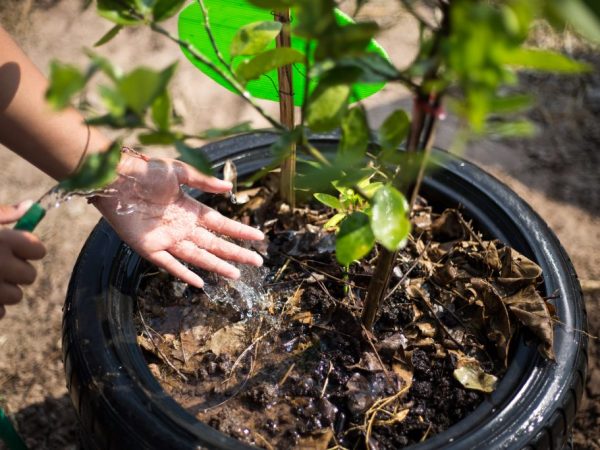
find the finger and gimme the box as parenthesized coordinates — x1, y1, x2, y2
(172, 240, 241, 280)
(146, 250, 205, 288)
(197, 203, 264, 241)
(191, 228, 263, 267)
(0, 257, 37, 285)
(174, 161, 232, 194)
(0, 230, 46, 260)
(0, 200, 34, 225)
(0, 283, 23, 305)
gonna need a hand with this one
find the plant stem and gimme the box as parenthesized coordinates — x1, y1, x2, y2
(196, 0, 233, 72)
(148, 23, 285, 131)
(275, 9, 296, 207)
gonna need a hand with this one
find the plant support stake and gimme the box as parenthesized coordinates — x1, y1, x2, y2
(275, 9, 296, 208)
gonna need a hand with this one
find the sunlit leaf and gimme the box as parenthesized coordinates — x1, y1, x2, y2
(98, 85, 126, 117)
(370, 185, 410, 251)
(340, 106, 369, 162)
(234, 48, 304, 82)
(306, 81, 351, 132)
(453, 357, 497, 393)
(230, 21, 282, 56)
(152, 0, 186, 21)
(323, 212, 346, 230)
(379, 109, 410, 151)
(314, 193, 343, 210)
(97, 0, 143, 25)
(151, 91, 171, 131)
(247, 0, 297, 8)
(504, 48, 590, 73)
(94, 24, 122, 47)
(46, 61, 87, 110)
(58, 141, 122, 192)
(546, 0, 600, 44)
(117, 63, 177, 115)
(336, 212, 375, 265)
(175, 140, 213, 175)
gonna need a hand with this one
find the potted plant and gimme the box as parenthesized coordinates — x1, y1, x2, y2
(44, 0, 596, 448)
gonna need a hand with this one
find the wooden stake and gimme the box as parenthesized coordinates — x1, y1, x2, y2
(275, 10, 296, 208)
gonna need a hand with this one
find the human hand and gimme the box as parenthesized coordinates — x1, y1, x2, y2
(0, 201, 47, 318)
(94, 152, 264, 288)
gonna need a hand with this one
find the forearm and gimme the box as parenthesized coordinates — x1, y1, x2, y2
(0, 26, 110, 181)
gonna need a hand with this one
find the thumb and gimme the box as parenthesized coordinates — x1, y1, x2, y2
(0, 200, 34, 225)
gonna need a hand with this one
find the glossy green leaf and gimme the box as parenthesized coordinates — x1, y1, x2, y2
(153, 0, 186, 21)
(97, 0, 143, 25)
(504, 48, 590, 73)
(234, 48, 304, 82)
(323, 212, 346, 230)
(175, 141, 213, 175)
(314, 193, 343, 210)
(379, 109, 410, 151)
(370, 185, 410, 251)
(336, 212, 375, 265)
(340, 106, 369, 162)
(117, 63, 177, 115)
(151, 91, 171, 131)
(230, 21, 282, 57)
(46, 61, 87, 110)
(306, 82, 351, 132)
(58, 141, 122, 192)
(94, 24, 122, 47)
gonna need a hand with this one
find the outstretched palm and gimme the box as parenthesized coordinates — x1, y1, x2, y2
(95, 153, 264, 288)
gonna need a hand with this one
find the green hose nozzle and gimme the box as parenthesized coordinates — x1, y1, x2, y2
(13, 203, 46, 232)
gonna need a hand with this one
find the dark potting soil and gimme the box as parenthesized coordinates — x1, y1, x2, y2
(135, 182, 554, 449)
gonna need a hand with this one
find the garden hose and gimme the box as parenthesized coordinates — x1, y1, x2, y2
(0, 408, 27, 450)
(13, 202, 46, 232)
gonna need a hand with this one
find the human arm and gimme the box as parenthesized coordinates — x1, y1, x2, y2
(0, 25, 263, 293)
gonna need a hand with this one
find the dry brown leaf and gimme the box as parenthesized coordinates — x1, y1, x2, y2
(199, 322, 247, 356)
(392, 362, 413, 390)
(503, 285, 555, 359)
(472, 279, 512, 366)
(496, 247, 543, 295)
(291, 311, 313, 325)
(430, 209, 469, 241)
(416, 321, 437, 338)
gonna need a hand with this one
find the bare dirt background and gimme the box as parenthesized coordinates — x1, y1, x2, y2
(0, 1, 598, 448)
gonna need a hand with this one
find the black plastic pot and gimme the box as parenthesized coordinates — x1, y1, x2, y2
(63, 134, 587, 450)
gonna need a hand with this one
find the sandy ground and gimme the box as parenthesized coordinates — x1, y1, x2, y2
(0, 1, 598, 449)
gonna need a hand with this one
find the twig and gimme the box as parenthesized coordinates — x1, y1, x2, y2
(320, 360, 334, 398)
(147, 22, 284, 130)
(138, 310, 188, 382)
(278, 362, 296, 386)
(384, 238, 429, 301)
(196, 0, 232, 71)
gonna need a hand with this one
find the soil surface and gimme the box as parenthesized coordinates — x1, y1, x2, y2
(0, 1, 598, 449)
(137, 198, 549, 449)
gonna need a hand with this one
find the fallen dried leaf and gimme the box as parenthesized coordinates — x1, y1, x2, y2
(453, 356, 497, 393)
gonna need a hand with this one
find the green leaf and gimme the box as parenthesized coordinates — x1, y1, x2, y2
(314, 193, 343, 210)
(151, 91, 171, 131)
(230, 21, 282, 57)
(138, 131, 178, 145)
(504, 48, 591, 73)
(314, 53, 400, 83)
(370, 185, 410, 251)
(117, 63, 177, 115)
(484, 119, 537, 138)
(98, 85, 126, 117)
(323, 212, 346, 230)
(340, 106, 369, 162)
(175, 141, 213, 175)
(234, 48, 304, 83)
(94, 24, 122, 47)
(152, 0, 186, 21)
(85, 49, 122, 82)
(547, 0, 600, 44)
(246, 0, 297, 8)
(489, 94, 533, 114)
(58, 141, 122, 192)
(379, 109, 410, 151)
(306, 82, 351, 132)
(314, 21, 379, 61)
(45, 61, 87, 110)
(336, 212, 375, 265)
(198, 122, 254, 139)
(97, 0, 143, 25)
